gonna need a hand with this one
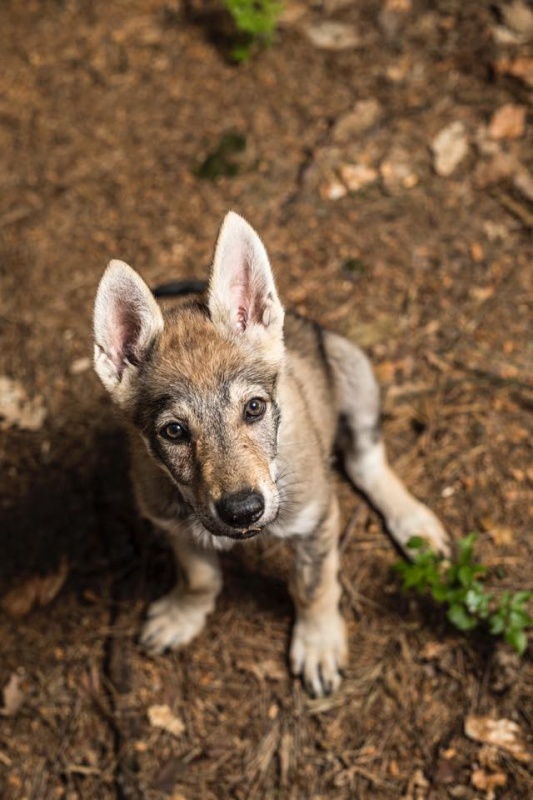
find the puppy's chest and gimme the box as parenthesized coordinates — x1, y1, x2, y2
(267, 496, 326, 540)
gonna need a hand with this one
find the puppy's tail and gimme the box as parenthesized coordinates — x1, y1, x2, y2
(152, 279, 207, 298)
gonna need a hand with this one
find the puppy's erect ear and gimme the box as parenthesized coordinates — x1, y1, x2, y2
(208, 212, 284, 361)
(93, 260, 163, 400)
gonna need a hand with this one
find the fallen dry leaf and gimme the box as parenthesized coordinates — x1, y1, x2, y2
(0, 376, 46, 431)
(471, 768, 507, 800)
(501, 0, 533, 38)
(470, 242, 485, 263)
(432, 121, 469, 177)
(496, 57, 533, 88)
(148, 704, 185, 738)
(473, 150, 520, 189)
(343, 315, 400, 348)
(420, 641, 451, 661)
(514, 169, 533, 203)
(1, 673, 25, 717)
(1, 558, 69, 617)
(465, 715, 530, 763)
(488, 104, 526, 140)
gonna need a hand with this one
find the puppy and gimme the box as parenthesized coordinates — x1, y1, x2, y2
(93, 212, 449, 697)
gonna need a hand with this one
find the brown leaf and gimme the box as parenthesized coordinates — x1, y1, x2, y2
(471, 768, 507, 800)
(496, 57, 533, 88)
(0, 376, 46, 431)
(488, 104, 526, 140)
(465, 716, 530, 763)
(1, 558, 69, 617)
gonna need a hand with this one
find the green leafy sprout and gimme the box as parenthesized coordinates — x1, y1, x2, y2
(224, 0, 283, 62)
(395, 534, 532, 655)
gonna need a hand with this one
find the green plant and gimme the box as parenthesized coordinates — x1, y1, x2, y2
(395, 534, 532, 655)
(224, 0, 283, 62)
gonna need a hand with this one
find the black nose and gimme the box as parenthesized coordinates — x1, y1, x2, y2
(216, 490, 265, 529)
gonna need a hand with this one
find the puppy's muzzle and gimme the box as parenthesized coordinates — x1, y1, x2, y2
(215, 489, 265, 530)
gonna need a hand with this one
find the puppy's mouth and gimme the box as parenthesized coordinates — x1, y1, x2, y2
(200, 510, 278, 541)
(222, 527, 263, 541)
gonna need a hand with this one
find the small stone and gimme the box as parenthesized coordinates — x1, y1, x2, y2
(320, 179, 347, 201)
(305, 21, 360, 51)
(339, 163, 378, 192)
(332, 99, 382, 142)
(432, 121, 469, 177)
(148, 705, 185, 738)
(69, 356, 92, 375)
(380, 147, 418, 193)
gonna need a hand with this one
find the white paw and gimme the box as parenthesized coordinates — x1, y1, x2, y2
(290, 612, 347, 697)
(387, 501, 451, 556)
(140, 590, 213, 654)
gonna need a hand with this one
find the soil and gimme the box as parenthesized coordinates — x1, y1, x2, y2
(0, 1, 532, 798)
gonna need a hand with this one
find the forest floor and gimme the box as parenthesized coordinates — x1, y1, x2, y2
(0, 1, 532, 798)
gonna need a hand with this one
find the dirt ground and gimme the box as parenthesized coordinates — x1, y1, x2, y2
(1, 0, 532, 798)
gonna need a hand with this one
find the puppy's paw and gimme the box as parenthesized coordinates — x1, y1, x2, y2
(387, 501, 451, 557)
(290, 612, 347, 698)
(140, 590, 213, 655)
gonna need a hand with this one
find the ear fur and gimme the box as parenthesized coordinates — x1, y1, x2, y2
(93, 260, 163, 401)
(208, 212, 284, 362)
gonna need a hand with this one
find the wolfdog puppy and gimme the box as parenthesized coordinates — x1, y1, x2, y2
(94, 212, 449, 696)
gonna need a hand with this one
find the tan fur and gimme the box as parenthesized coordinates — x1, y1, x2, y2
(94, 211, 450, 697)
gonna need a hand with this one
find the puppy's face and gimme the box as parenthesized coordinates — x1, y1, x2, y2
(133, 304, 282, 539)
(94, 212, 285, 543)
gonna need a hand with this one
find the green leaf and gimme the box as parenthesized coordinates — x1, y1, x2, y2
(406, 536, 426, 551)
(431, 583, 449, 603)
(458, 533, 477, 565)
(489, 613, 505, 635)
(447, 604, 479, 631)
(504, 628, 528, 656)
(459, 565, 474, 587)
(511, 591, 533, 608)
(509, 609, 533, 629)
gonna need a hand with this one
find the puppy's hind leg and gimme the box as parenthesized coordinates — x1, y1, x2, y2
(324, 331, 450, 555)
(141, 530, 222, 654)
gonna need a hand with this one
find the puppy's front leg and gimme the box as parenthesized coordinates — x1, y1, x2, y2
(289, 497, 347, 697)
(141, 531, 222, 655)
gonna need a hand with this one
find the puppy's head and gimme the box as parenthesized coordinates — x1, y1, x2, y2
(94, 212, 285, 541)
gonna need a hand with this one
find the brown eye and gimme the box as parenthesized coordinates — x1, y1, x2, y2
(160, 421, 189, 443)
(244, 397, 266, 422)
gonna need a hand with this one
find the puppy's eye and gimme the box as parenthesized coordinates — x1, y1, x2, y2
(244, 397, 266, 422)
(160, 422, 189, 443)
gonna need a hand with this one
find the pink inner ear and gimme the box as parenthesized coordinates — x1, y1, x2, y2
(230, 258, 251, 332)
(229, 258, 267, 333)
(109, 300, 142, 370)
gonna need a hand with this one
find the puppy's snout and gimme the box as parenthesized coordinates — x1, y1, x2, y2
(216, 490, 265, 529)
